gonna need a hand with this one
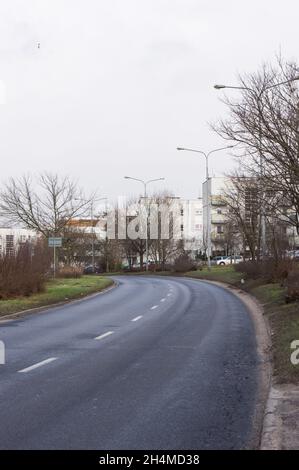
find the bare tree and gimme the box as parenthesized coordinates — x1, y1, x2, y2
(118, 192, 184, 270)
(59, 226, 93, 266)
(0, 173, 93, 237)
(216, 219, 242, 257)
(214, 56, 299, 234)
(148, 191, 182, 269)
(223, 176, 261, 260)
(223, 173, 291, 260)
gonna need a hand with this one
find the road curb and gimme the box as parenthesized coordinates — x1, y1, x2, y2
(260, 386, 283, 449)
(0, 280, 117, 323)
(186, 278, 273, 450)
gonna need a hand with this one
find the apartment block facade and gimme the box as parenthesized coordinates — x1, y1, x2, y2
(0, 228, 37, 256)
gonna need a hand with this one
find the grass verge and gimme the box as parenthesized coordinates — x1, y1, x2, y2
(251, 283, 299, 384)
(184, 266, 244, 284)
(0, 275, 113, 318)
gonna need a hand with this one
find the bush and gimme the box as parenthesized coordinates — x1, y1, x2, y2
(0, 241, 51, 299)
(286, 270, 299, 303)
(172, 254, 196, 273)
(57, 265, 82, 278)
(235, 261, 262, 279)
(235, 258, 297, 283)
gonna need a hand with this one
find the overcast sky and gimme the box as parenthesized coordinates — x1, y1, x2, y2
(0, 0, 298, 204)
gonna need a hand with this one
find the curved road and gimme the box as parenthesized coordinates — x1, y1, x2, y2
(0, 276, 259, 449)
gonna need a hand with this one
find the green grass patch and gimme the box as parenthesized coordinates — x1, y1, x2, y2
(250, 283, 299, 384)
(251, 283, 285, 306)
(268, 304, 299, 384)
(0, 275, 113, 317)
(184, 265, 244, 285)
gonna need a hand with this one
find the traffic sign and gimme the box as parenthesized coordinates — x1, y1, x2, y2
(48, 237, 62, 247)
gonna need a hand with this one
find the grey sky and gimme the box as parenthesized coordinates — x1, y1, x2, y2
(0, 0, 297, 203)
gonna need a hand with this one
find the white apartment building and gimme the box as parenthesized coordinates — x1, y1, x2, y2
(92, 197, 204, 261)
(0, 227, 37, 256)
(202, 176, 299, 256)
(179, 198, 203, 257)
(202, 177, 231, 255)
(125, 196, 203, 246)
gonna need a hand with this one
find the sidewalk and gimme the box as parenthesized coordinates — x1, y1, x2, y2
(261, 384, 299, 449)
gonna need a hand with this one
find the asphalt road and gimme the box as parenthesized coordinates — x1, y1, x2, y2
(0, 276, 259, 449)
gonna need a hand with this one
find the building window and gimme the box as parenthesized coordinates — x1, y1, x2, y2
(216, 225, 224, 234)
(180, 224, 184, 232)
(180, 209, 184, 216)
(217, 209, 222, 214)
(6, 235, 14, 255)
(20, 235, 27, 244)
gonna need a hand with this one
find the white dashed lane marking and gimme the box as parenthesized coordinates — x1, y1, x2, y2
(18, 357, 58, 373)
(94, 331, 114, 340)
(131, 316, 143, 322)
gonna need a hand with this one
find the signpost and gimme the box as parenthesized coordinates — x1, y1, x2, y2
(48, 237, 62, 278)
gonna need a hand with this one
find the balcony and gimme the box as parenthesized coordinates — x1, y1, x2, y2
(211, 196, 227, 206)
(211, 215, 227, 224)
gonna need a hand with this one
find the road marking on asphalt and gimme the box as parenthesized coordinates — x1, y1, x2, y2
(94, 331, 114, 340)
(18, 357, 58, 373)
(151, 305, 158, 310)
(160, 298, 166, 302)
(131, 315, 143, 322)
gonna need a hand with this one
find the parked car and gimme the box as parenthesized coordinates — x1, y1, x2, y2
(213, 255, 243, 266)
(83, 265, 103, 274)
(286, 250, 299, 260)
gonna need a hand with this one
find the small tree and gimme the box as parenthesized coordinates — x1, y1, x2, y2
(214, 56, 299, 236)
(0, 173, 93, 237)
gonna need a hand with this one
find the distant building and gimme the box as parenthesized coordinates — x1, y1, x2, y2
(66, 218, 107, 240)
(202, 176, 299, 257)
(202, 177, 231, 255)
(68, 198, 204, 264)
(179, 198, 203, 258)
(0, 228, 37, 256)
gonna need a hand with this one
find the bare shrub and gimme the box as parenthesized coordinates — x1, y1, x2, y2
(57, 265, 82, 279)
(286, 270, 299, 303)
(0, 240, 51, 299)
(274, 259, 296, 282)
(235, 261, 262, 279)
(235, 258, 296, 283)
(172, 254, 196, 273)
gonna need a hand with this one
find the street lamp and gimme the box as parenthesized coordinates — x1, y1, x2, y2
(214, 76, 299, 257)
(177, 145, 233, 269)
(214, 76, 299, 92)
(124, 176, 165, 271)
